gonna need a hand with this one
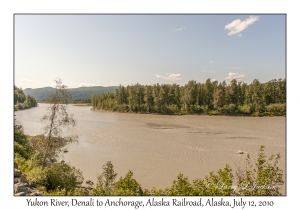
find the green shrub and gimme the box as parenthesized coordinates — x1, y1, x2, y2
(237, 104, 252, 114)
(14, 142, 30, 160)
(145, 188, 166, 196)
(27, 166, 45, 184)
(220, 104, 236, 114)
(236, 145, 284, 196)
(208, 110, 220, 115)
(14, 126, 33, 161)
(40, 162, 84, 194)
(14, 127, 27, 146)
(192, 164, 235, 196)
(112, 170, 143, 196)
(265, 103, 286, 114)
(166, 173, 193, 196)
(92, 161, 117, 195)
(14, 153, 32, 174)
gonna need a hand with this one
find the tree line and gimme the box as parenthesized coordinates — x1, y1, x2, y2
(14, 85, 37, 110)
(91, 78, 286, 116)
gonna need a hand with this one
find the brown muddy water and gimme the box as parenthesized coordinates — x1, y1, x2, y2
(15, 103, 286, 194)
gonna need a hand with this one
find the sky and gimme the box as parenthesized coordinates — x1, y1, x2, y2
(15, 14, 286, 89)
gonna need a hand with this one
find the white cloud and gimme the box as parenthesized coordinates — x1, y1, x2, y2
(200, 70, 207, 73)
(212, 79, 217, 82)
(210, 60, 213, 64)
(79, 83, 99, 87)
(224, 73, 246, 81)
(155, 73, 182, 81)
(210, 71, 216, 74)
(225, 16, 259, 36)
(175, 27, 186, 31)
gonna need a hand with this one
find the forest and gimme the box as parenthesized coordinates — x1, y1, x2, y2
(92, 78, 286, 116)
(14, 85, 37, 111)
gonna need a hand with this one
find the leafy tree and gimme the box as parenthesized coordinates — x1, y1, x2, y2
(204, 79, 214, 109)
(112, 170, 143, 196)
(116, 85, 128, 105)
(249, 79, 264, 113)
(182, 80, 197, 111)
(14, 119, 34, 170)
(166, 173, 193, 196)
(152, 84, 162, 113)
(93, 161, 117, 195)
(38, 162, 83, 194)
(235, 145, 284, 196)
(193, 164, 235, 196)
(172, 84, 182, 111)
(213, 82, 225, 111)
(25, 95, 38, 107)
(14, 85, 37, 110)
(263, 79, 277, 105)
(40, 78, 77, 168)
(14, 85, 26, 105)
(29, 135, 74, 167)
(277, 78, 286, 103)
(228, 79, 239, 105)
(239, 82, 247, 106)
(144, 85, 154, 112)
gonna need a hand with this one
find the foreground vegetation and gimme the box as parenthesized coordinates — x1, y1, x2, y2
(14, 79, 79, 195)
(92, 78, 286, 116)
(14, 85, 37, 111)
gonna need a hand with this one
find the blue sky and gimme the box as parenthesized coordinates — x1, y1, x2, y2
(15, 14, 286, 89)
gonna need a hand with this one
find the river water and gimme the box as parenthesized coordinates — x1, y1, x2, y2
(15, 103, 286, 193)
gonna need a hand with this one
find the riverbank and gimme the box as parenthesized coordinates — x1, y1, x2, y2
(92, 107, 286, 117)
(73, 103, 92, 106)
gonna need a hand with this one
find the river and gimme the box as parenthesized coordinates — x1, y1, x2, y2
(15, 103, 286, 193)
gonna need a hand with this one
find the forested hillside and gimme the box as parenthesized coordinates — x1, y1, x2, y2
(24, 86, 118, 101)
(92, 78, 286, 116)
(14, 86, 37, 110)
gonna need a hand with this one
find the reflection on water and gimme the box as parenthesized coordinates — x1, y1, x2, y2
(15, 103, 286, 192)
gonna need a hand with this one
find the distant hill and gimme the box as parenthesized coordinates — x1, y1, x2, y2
(23, 86, 118, 101)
